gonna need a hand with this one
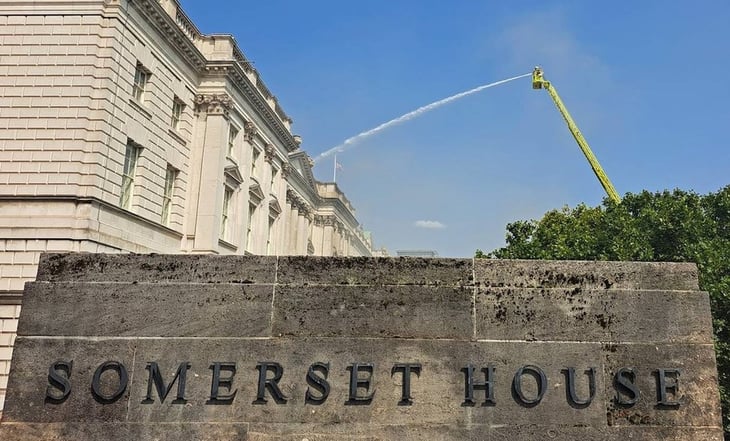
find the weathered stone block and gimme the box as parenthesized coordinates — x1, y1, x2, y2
(36, 253, 277, 284)
(19, 282, 274, 337)
(473, 259, 699, 290)
(277, 256, 472, 286)
(2, 338, 136, 423)
(475, 287, 714, 343)
(273, 285, 472, 339)
(603, 343, 722, 428)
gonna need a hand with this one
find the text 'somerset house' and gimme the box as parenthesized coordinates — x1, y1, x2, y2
(0, 0, 376, 414)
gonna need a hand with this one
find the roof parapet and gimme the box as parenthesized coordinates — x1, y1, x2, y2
(158, 0, 293, 130)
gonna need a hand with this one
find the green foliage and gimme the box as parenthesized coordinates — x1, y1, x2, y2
(482, 187, 730, 437)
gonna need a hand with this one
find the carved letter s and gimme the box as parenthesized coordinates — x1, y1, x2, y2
(46, 360, 73, 403)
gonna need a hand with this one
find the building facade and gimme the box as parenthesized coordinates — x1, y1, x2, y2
(0, 0, 375, 413)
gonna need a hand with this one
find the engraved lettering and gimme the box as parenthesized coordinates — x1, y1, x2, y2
(91, 361, 128, 403)
(143, 362, 190, 404)
(254, 362, 287, 404)
(392, 363, 422, 405)
(461, 364, 496, 406)
(305, 362, 330, 404)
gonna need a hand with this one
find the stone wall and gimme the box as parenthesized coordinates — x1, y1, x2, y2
(0, 254, 723, 440)
(0, 303, 20, 417)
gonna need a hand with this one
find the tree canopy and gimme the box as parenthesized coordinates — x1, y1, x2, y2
(479, 186, 730, 437)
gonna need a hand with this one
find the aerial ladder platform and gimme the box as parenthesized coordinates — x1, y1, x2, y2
(532, 66, 621, 203)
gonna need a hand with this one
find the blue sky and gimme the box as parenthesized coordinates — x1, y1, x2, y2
(180, 0, 730, 257)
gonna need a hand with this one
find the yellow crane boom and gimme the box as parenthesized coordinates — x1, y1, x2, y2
(532, 66, 621, 203)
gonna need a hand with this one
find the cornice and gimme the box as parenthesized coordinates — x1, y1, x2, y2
(285, 188, 312, 214)
(210, 61, 300, 152)
(318, 196, 359, 228)
(249, 183, 265, 205)
(269, 198, 282, 217)
(288, 150, 317, 190)
(286, 171, 319, 208)
(130, 0, 207, 71)
(0, 195, 183, 239)
(0, 0, 115, 14)
(283, 152, 321, 209)
(130, 0, 297, 152)
(223, 163, 244, 186)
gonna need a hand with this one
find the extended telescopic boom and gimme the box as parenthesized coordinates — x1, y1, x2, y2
(532, 66, 621, 203)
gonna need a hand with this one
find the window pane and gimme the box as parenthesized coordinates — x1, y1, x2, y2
(221, 188, 233, 239)
(120, 142, 140, 209)
(270, 167, 278, 193)
(251, 149, 259, 176)
(122, 143, 138, 177)
(267, 216, 275, 254)
(133, 64, 148, 102)
(120, 177, 132, 209)
(171, 99, 183, 129)
(228, 125, 238, 156)
(246, 203, 256, 251)
(161, 166, 177, 225)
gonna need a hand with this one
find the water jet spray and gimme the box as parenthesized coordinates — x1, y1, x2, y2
(313, 72, 531, 163)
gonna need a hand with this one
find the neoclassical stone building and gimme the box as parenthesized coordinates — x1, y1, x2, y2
(0, 0, 375, 413)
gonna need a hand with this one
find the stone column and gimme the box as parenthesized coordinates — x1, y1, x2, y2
(322, 216, 335, 257)
(190, 94, 232, 252)
(243, 121, 258, 181)
(296, 210, 308, 255)
(310, 214, 323, 256)
(285, 193, 297, 255)
(332, 222, 342, 256)
(343, 231, 351, 256)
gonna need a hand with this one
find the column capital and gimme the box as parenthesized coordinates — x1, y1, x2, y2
(244, 121, 258, 143)
(314, 214, 336, 227)
(194, 93, 232, 116)
(264, 143, 276, 163)
(281, 162, 292, 178)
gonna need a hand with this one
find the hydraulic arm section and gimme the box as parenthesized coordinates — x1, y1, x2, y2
(532, 66, 621, 203)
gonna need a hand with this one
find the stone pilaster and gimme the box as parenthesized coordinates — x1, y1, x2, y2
(189, 93, 233, 251)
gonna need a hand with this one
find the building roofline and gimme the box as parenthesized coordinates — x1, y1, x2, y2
(131, 0, 297, 149)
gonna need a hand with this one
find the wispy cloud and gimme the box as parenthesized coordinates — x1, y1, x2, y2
(414, 220, 446, 229)
(489, 8, 608, 77)
(486, 7, 619, 131)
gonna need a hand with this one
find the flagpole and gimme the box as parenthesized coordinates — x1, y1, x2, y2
(333, 154, 337, 183)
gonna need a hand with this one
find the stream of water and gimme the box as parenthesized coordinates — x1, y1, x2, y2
(314, 72, 531, 162)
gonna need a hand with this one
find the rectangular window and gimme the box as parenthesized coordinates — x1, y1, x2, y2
(120, 140, 141, 209)
(228, 125, 239, 157)
(270, 166, 278, 194)
(267, 216, 275, 255)
(133, 63, 149, 103)
(171, 98, 184, 129)
(221, 187, 233, 240)
(251, 148, 260, 177)
(161, 165, 178, 226)
(246, 203, 256, 251)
